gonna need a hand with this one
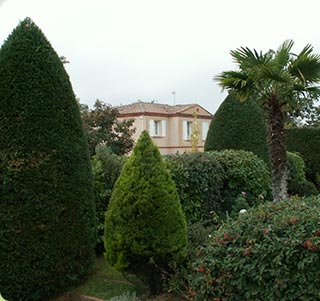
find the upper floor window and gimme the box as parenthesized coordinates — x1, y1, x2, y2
(183, 121, 193, 140)
(149, 119, 166, 137)
(202, 121, 209, 140)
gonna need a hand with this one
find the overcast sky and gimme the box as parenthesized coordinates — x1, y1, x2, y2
(1, 0, 320, 114)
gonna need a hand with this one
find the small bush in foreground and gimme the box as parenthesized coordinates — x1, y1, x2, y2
(184, 196, 320, 300)
(105, 131, 187, 295)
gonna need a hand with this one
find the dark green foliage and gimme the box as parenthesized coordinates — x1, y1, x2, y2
(287, 152, 318, 196)
(104, 131, 187, 294)
(286, 127, 320, 189)
(0, 18, 96, 300)
(80, 100, 135, 156)
(92, 145, 126, 254)
(164, 152, 224, 224)
(212, 149, 271, 214)
(204, 94, 270, 163)
(182, 197, 320, 300)
(164, 150, 270, 221)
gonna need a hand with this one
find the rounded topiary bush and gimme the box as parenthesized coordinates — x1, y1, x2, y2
(164, 152, 224, 224)
(287, 151, 318, 196)
(212, 149, 271, 213)
(104, 131, 187, 294)
(286, 127, 320, 189)
(205, 93, 270, 164)
(0, 18, 95, 301)
(186, 196, 320, 300)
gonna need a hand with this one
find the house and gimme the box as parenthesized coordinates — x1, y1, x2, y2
(117, 101, 213, 155)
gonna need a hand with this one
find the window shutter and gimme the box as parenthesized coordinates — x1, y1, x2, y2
(161, 120, 166, 137)
(149, 119, 155, 136)
(202, 122, 209, 140)
(183, 120, 188, 140)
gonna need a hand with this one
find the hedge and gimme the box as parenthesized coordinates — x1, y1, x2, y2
(0, 18, 96, 301)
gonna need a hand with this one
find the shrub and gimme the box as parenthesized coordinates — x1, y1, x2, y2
(287, 151, 318, 196)
(286, 127, 320, 188)
(185, 196, 320, 300)
(92, 145, 126, 254)
(205, 93, 270, 164)
(0, 18, 96, 300)
(104, 131, 187, 294)
(164, 152, 224, 224)
(213, 149, 271, 214)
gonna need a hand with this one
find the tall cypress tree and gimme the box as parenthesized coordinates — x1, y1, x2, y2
(205, 93, 270, 164)
(104, 131, 187, 294)
(0, 18, 96, 300)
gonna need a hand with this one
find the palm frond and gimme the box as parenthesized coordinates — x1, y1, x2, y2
(290, 44, 320, 83)
(214, 70, 254, 99)
(230, 47, 272, 70)
(275, 39, 294, 67)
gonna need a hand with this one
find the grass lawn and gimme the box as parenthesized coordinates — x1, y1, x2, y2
(74, 256, 147, 300)
(73, 257, 188, 301)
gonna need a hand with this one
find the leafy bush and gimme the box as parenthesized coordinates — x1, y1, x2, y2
(213, 149, 271, 214)
(205, 93, 270, 164)
(0, 18, 96, 300)
(92, 145, 126, 254)
(164, 152, 224, 223)
(184, 196, 320, 300)
(104, 131, 187, 294)
(287, 151, 318, 196)
(286, 127, 320, 188)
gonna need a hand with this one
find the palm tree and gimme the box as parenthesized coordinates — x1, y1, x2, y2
(215, 40, 320, 201)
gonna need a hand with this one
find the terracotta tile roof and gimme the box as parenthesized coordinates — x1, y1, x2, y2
(117, 101, 205, 115)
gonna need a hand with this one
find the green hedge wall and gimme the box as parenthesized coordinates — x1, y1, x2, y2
(286, 127, 320, 188)
(205, 94, 270, 164)
(0, 18, 96, 301)
(165, 150, 271, 222)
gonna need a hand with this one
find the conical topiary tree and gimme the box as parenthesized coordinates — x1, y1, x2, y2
(104, 131, 187, 294)
(205, 93, 270, 164)
(0, 18, 96, 300)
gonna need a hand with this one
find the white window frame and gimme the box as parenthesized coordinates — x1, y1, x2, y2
(149, 119, 166, 137)
(202, 121, 209, 141)
(183, 120, 193, 140)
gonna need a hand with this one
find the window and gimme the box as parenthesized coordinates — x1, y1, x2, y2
(202, 122, 209, 140)
(149, 119, 166, 137)
(183, 120, 193, 140)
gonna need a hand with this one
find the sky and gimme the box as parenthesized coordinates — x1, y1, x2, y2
(1, 0, 320, 114)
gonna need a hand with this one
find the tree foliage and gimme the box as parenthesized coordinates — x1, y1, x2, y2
(204, 93, 270, 163)
(92, 145, 126, 254)
(0, 18, 96, 300)
(104, 131, 187, 294)
(80, 100, 136, 156)
(80, 100, 135, 156)
(216, 40, 320, 201)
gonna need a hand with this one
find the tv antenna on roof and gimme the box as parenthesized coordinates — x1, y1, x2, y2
(172, 91, 176, 105)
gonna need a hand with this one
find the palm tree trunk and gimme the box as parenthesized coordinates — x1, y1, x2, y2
(266, 96, 288, 201)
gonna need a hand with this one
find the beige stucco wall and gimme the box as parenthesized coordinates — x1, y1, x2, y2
(118, 108, 211, 155)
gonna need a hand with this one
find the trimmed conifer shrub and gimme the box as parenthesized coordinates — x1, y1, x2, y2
(0, 18, 96, 300)
(104, 131, 187, 294)
(204, 93, 270, 163)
